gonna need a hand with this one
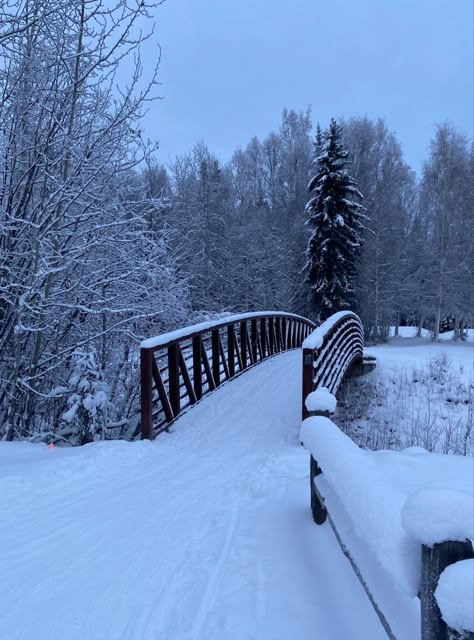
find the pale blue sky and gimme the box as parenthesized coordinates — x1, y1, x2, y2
(140, 0, 473, 174)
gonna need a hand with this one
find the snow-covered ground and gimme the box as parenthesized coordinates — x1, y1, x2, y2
(342, 332, 474, 453)
(0, 351, 387, 640)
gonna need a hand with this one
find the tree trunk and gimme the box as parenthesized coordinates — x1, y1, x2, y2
(417, 315, 425, 337)
(394, 310, 400, 337)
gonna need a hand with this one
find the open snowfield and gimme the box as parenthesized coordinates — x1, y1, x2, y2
(346, 331, 474, 453)
(0, 351, 387, 640)
(369, 328, 474, 381)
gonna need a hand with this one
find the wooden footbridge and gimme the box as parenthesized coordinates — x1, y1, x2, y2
(138, 310, 470, 640)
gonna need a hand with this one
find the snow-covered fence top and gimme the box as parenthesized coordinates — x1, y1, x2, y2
(140, 312, 316, 439)
(302, 311, 363, 419)
(300, 416, 474, 640)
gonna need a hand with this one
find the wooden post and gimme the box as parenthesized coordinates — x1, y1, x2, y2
(420, 540, 474, 640)
(281, 317, 287, 350)
(251, 319, 258, 362)
(268, 318, 274, 354)
(193, 335, 202, 400)
(212, 329, 220, 387)
(310, 455, 327, 524)
(302, 347, 314, 420)
(227, 325, 235, 378)
(260, 318, 267, 358)
(140, 348, 153, 439)
(240, 321, 247, 369)
(168, 344, 180, 418)
(275, 317, 281, 352)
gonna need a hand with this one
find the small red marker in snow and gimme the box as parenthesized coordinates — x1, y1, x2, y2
(47, 443, 55, 449)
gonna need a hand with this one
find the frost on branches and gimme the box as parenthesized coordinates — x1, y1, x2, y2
(0, 0, 189, 444)
(304, 119, 365, 321)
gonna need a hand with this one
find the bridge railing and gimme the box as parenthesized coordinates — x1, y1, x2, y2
(140, 312, 316, 439)
(302, 311, 364, 420)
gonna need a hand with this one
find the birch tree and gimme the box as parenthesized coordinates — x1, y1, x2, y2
(0, 0, 188, 443)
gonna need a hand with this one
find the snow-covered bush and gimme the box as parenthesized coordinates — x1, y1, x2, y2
(59, 350, 111, 445)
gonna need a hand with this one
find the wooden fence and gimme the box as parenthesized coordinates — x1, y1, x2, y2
(140, 312, 316, 439)
(302, 311, 364, 420)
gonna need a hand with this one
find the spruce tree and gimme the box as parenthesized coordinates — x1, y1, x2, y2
(304, 119, 364, 320)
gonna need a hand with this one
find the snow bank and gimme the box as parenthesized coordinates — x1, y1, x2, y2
(300, 416, 419, 595)
(435, 559, 474, 633)
(302, 311, 357, 350)
(141, 311, 314, 349)
(389, 326, 431, 339)
(388, 326, 474, 343)
(305, 387, 337, 414)
(401, 489, 474, 546)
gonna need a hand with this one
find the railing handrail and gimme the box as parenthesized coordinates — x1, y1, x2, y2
(141, 311, 315, 351)
(302, 311, 364, 420)
(140, 311, 316, 439)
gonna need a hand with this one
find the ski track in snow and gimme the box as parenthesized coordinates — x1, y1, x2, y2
(0, 351, 387, 640)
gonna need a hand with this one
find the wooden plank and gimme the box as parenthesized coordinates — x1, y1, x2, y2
(275, 317, 282, 352)
(140, 348, 153, 439)
(168, 344, 180, 418)
(302, 347, 314, 420)
(246, 326, 255, 365)
(212, 329, 220, 387)
(240, 321, 247, 369)
(201, 340, 216, 390)
(227, 325, 235, 378)
(268, 318, 274, 354)
(179, 346, 197, 405)
(281, 317, 287, 350)
(260, 318, 267, 357)
(151, 357, 174, 424)
(251, 319, 258, 362)
(192, 335, 203, 400)
(234, 326, 244, 371)
(219, 334, 230, 380)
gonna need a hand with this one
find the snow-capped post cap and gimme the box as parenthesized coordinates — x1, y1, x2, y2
(435, 559, 474, 635)
(401, 489, 474, 546)
(304, 387, 337, 415)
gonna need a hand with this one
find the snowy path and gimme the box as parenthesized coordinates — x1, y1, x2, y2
(0, 351, 387, 640)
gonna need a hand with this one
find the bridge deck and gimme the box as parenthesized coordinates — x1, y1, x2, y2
(0, 351, 386, 640)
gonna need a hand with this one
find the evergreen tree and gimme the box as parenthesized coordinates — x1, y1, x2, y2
(304, 119, 364, 320)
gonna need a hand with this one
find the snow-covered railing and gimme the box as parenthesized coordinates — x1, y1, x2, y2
(301, 412, 474, 640)
(302, 311, 363, 419)
(140, 312, 316, 438)
(403, 491, 474, 640)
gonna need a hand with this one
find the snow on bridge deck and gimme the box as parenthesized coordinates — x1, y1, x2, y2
(0, 351, 387, 640)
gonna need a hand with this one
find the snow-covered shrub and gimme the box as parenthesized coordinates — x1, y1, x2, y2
(59, 350, 111, 445)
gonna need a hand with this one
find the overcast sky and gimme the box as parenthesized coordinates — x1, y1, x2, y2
(140, 0, 473, 174)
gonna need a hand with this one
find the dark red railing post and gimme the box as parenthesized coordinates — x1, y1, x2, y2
(140, 348, 153, 439)
(260, 318, 267, 357)
(268, 318, 275, 354)
(240, 321, 247, 369)
(275, 317, 281, 352)
(281, 317, 287, 350)
(212, 329, 220, 387)
(251, 319, 258, 362)
(192, 335, 202, 400)
(227, 325, 235, 377)
(168, 344, 180, 418)
(302, 347, 314, 420)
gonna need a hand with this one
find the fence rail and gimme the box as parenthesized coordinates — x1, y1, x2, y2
(302, 311, 364, 420)
(140, 312, 316, 439)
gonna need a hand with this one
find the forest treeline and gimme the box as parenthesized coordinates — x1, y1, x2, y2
(1, 1, 472, 443)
